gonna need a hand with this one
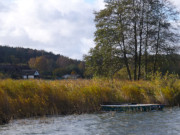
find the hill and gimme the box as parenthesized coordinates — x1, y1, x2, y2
(0, 46, 85, 79)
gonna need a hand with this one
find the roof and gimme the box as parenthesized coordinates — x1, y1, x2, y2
(22, 70, 39, 75)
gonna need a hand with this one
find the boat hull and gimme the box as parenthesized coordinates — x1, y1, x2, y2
(101, 104, 164, 112)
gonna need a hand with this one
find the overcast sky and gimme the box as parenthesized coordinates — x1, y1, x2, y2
(0, 0, 179, 60)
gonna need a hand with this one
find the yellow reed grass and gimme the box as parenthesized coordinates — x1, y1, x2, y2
(0, 77, 180, 124)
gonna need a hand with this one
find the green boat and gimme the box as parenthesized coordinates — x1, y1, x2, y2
(101, 104, 164, 112)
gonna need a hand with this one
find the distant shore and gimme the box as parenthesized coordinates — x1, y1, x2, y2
(0, 78, 180, 124)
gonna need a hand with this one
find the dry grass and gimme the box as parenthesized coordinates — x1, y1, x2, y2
(0, 75, 180, 124)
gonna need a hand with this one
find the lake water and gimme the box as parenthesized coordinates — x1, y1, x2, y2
(0, 107, 180, 135)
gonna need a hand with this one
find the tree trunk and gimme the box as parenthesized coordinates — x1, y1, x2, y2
(122, 37, 132, 81)
(153, 22, 160, 74)
(133, 0, 138, 80)
(144, 3, 149, 80)
(138, 0, 144, 80)
(145, 21, 149, 80)
(119, 13, 132, 81)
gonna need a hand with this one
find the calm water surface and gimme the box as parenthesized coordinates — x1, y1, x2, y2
(0, 107, 180, 135)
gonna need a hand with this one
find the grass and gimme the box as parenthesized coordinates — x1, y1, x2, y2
(0, 75, 180, 124)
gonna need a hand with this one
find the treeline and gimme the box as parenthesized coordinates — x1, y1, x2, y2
(85, 0, 180, 80)
(0, 46, 85, 79)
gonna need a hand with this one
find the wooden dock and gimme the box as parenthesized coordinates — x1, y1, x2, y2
(101, 104, 164, 112)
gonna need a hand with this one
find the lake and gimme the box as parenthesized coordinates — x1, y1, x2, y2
(0, 107, 180, 135)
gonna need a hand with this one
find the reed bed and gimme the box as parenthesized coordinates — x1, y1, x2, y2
(0, 76, 180, 124)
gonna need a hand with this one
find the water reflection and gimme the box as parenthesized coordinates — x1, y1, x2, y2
(0, 107, 180, 135)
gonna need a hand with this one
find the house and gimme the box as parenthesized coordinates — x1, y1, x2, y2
(62, 74, 71, 79)
(22, 70, 39, 79)
(62, 74, 80, 79)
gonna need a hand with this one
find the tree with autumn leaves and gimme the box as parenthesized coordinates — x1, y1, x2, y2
(29, 56, 85, 78)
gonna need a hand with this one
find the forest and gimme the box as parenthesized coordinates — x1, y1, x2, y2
(0, 46, 85, 79)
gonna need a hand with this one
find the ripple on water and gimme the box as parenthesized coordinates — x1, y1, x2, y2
(0, 107, 180, 135)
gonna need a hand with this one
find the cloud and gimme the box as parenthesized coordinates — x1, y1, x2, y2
(0, 0, 105, 60)
(170, 0, 180, 8)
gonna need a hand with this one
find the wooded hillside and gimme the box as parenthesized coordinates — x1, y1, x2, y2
(0, 46, 85, 79)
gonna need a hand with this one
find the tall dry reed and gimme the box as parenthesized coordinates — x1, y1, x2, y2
(0, 75, 180, 124)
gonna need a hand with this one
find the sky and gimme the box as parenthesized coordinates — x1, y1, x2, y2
(0, 0, 179, 60)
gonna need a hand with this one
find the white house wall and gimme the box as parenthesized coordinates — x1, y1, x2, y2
(28, 75, 34, 79)
(23, 75, 27, 79)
